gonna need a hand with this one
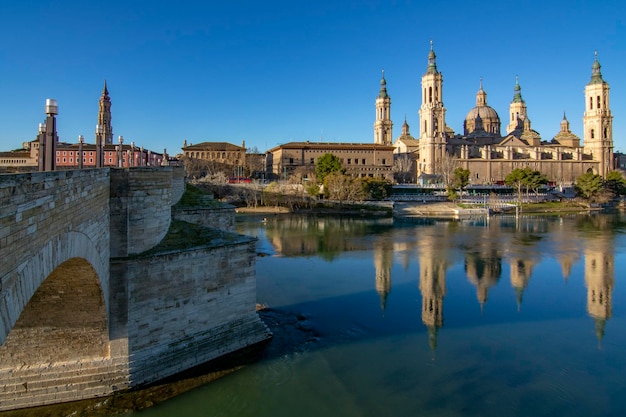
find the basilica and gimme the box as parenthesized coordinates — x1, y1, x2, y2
(384, 44, 614, 185)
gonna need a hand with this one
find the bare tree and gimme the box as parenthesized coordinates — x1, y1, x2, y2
(393, 153, 415, 183)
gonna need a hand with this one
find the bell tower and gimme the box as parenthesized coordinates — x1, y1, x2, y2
(583, 52, 613, 176)
(418, 41, 447, 175)
(507, 75, 528, 133)
(374, 69, 393, 145)
(98, 81, 113, 145)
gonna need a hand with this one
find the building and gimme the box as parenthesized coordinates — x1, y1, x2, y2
(390, 43, 614, 185)
(0, 83, 164, 173)
(181, 140, 247, 177)
(265, 141, 395, 182)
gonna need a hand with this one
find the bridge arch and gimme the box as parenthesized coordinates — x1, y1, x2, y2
(0, 256, 108, 367)
(0, 231, 109, 347)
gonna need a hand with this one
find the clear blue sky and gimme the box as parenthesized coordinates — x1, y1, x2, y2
(1, 0, 624, 156)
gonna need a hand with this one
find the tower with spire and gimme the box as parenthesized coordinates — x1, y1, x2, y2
(418, 41, 447, 176)
(583, 51, 613, 177)
(374, 69, 393, 145)
(506, 75, 528, 133)
(97, 81, 113, 145)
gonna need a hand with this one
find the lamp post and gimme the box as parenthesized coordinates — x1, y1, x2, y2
(37, 122, 46, 171)
(117, 135, 124, 167)
(95, 124, 104, 167)
(43, 99, 58, 171)
(78, 135, 84, 169)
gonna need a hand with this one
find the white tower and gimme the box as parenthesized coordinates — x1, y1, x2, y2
(583, 52, 613, 177)
(507, 75, 528, 133)
(418, 41, 447, 175)
(374, 69, 393, 145)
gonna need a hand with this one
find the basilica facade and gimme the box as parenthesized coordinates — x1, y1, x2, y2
(384, 44, 614, 185)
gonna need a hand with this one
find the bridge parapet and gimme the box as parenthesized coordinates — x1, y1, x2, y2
(109, 167, 173, 257)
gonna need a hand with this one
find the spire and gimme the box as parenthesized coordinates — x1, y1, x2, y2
(378, 68, 389, 98)
(512, 75, 524, 103)
(401, 115, 410, 136)
(560, 111, 570, 133)
(589, 50, 604, 85)
(476, 77, 487, 106)
(426, 40, 438, 75)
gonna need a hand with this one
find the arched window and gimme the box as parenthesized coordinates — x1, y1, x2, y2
(590, 129, 595, 139)
(590, 97, 593, 110)
(597, 96, 601, 109)
(429, 87, 433, 103)
(604, 127, 608, 139)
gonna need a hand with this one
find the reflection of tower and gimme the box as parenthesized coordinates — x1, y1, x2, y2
(465, 251, 502, 312)
(510, 259, 535, 310)
(418, 244, 447, 350)
(374, 238, 394, 314)
(584, 234, 614, 346)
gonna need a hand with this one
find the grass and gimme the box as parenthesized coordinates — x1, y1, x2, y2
(174, 183, 222, 209)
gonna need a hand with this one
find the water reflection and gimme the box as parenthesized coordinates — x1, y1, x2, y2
(250, 212, 624, 351)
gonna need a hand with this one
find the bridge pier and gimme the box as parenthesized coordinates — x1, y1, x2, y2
(0, 167, 270, 412)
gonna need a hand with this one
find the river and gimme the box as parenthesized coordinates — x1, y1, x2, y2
(10, 211, 626, 416)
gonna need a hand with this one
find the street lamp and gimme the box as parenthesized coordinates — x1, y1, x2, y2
(118, 135, 124, 167)
(95, 124, 104, 167)
(42, 99, 58, 171)
(37, 122, 46, 171)
(78, 135, 84, 169)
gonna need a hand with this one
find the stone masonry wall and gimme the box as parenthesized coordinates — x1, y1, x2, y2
(0, 169, 110, 345)
(109, 167, 172, 257)
(172, 205, 236, 231)
(170, 166, 185, 206)
(110, 236, 271, 386)
(0, 169, 120, 412)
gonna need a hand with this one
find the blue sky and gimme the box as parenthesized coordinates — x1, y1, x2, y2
(0, 0, 624, 155)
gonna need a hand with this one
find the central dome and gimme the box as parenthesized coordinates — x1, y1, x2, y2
(463, 81, 501, 136)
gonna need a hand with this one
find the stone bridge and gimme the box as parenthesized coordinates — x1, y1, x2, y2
(0, 167, 270, 411)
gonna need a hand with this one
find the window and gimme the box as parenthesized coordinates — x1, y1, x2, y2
(597, 96, 601, 109)
(591, 129, 595, 139)
(604, 128, 608, 139)
(289, 158, 294, 164)
(109, 158, 113, 163)
(89, 158, 93, 163)
(354, 159, 358, 165)
(362, 158, 366, 164)
(347, 158, 351, 164)
(590, 97, 593, 110)
(382, 158, 386, 164)
(310, 158, 314, 164)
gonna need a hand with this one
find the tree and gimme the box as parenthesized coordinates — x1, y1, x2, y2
(393, 154, 414, 183)
(524, 169, 548, 198)
(505, 167, 533, 203)
(316, 153, 344, 183)
(604, 170, 626, 197)
(324, 172, 365, 203)
(359, 177, 393, 200)
(575, 172, 604, 201)
(452, 167, 470, 190)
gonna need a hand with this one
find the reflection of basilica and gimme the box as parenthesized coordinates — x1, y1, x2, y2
(410, 216, 618, 350)
(417, 234, 448, 350)
(583, 228, 614, 345)
(374, 237, 394, 314)
(463, 225, 503, 311)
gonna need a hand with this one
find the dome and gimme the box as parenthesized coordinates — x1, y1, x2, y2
(463, 81, 501, 136)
